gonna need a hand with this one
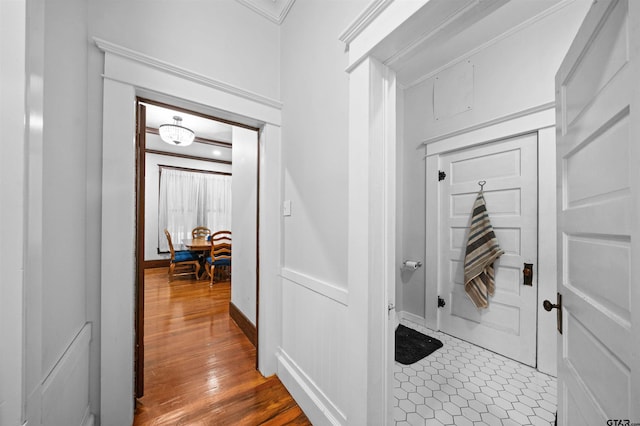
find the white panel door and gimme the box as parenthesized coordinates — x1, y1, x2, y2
(555, 0, 640, 424)
(438, 133, 538, 366)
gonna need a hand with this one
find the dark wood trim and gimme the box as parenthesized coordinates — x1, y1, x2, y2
(138, 97, 260, 132)
(144, 259, 170, 269)
(158, 164, 231, 176)
(135, 100, 147, 398)
(146, 126, 233, 148)
(146, 148, 232, 165)
(229, 302, 257, 348)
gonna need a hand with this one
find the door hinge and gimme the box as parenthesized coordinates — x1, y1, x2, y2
(438, 170, 446, 181)
(437, 296, 446, 308)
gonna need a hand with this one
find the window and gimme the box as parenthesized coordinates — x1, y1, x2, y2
(158, 167, 231, 251)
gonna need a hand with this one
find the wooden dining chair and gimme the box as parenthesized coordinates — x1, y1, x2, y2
(164, 229, 200, 281)
(204, 230, 231, 285)
(191, 226, 211, 239)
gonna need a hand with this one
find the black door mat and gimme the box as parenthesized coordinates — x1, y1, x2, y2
(395, 324, 443, 365)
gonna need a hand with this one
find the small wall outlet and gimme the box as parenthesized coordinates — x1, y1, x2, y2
(283, 200, 292, 216)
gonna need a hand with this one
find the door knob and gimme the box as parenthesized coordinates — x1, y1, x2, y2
(543, 292, 562, 334)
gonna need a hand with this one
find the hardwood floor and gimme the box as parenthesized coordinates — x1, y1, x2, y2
(134, 268, 310, 425)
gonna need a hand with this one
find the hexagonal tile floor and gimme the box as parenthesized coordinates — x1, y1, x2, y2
(394, 320, 557, 426)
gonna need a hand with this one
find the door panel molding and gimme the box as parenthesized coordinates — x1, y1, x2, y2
(555, 0, 639, 422)
(437, 133, 538, 366)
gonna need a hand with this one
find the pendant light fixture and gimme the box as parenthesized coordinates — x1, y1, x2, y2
(159, 116, 195, 146)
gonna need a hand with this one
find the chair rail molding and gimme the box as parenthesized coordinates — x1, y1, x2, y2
(280, 267, 348, 306)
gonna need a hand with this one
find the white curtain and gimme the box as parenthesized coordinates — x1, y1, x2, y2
(158, 168, 232, 252)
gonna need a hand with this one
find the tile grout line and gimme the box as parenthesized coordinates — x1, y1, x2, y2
(394, 319, 557, 426)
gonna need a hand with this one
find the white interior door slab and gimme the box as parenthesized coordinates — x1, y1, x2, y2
(555, 0, 640, 423)
(438, 133, 538, 366)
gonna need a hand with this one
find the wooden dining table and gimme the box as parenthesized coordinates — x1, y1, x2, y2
(183, 238, 211, 251)
(182, 238, 211, 279)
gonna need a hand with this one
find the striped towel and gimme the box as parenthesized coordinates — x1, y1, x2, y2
(464, 191, 504, 309)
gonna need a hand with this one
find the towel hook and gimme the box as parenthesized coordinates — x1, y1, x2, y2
(478, 180, 486, 191)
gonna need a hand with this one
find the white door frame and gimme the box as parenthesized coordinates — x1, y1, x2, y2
(424, 107, 558, 376)
(345, 56, 397, 424)
(95, 38, 283, 426)
(342, 1, 568, 420)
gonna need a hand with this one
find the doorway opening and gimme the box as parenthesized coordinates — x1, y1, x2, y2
(97, 38, 284, 425)
(429, 132, 539, 367)
(134, 97, 260, 399)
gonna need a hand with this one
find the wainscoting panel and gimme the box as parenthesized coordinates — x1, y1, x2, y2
(277, 349, 345, 426)
(41, 323, 93, 426)
(279, 273, 348, 425)
(281, 268, 348, 306)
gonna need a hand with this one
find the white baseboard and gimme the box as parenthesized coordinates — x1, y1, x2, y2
(276, 349, 346, 426)
(398, 310, 428, 328)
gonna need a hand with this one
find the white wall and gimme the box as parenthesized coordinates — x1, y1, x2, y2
(144, 147, 231, 262)
(399, 0, 590, 320)
(13, 0, 96, 425)
(86, 3, 280, 422)
(42, 0, 89, 378)
(231, 126, 258, 324)
(88, 0, 280, 101)
(404, 1, 591, 144)
(281, 2, 354, 286)
(0, 1, 26, 424)
(279, 1, 369, 423)
(398, 94, 426, 318)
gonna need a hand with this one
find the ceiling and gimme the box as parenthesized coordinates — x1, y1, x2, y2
(374, 0, 566, 87)
(142, 102, 233, 162)
(143, 0, 569, 161)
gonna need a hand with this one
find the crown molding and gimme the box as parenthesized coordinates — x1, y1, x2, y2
(93, 38, 283, 110)
(235, 0, 296, 24)
(339, 0, 394, 45)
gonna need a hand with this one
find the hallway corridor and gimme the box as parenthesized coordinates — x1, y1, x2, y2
(134, 268, 310, 425)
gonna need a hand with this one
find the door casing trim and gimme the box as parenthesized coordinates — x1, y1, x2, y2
(97, 38, 283, 425)
(424, 106, 558, 375)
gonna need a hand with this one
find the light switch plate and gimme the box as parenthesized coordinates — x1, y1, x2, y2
(283, 200, 292, 216)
